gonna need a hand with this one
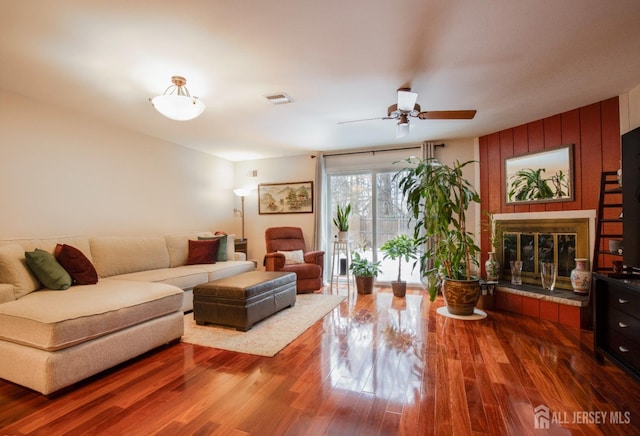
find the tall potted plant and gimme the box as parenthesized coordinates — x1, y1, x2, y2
(395, 157, 482, 315)
(333, 203, 352, 242)
(348, 251, 381, 294)
(381, 234, 417, 298)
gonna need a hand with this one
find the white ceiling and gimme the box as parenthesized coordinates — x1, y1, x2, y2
(2, 0, 640, 161)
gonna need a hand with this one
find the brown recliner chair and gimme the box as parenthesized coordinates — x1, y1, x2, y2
(264, 227, 324, 293)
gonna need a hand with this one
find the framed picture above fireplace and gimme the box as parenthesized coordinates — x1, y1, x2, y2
(505, 144, 574, 205)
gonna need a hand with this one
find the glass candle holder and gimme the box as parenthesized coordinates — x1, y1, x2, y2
(510, 260, 523, 285)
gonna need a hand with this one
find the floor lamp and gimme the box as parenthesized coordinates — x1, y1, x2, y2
(233, 188, 251, 241)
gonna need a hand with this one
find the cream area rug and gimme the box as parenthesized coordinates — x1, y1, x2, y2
(181, 293, 345, 357)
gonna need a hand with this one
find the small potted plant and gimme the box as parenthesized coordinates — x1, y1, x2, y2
(349, 251, 381, 294)
(333, 203, 352, 242)
(380, 234, 417, 297)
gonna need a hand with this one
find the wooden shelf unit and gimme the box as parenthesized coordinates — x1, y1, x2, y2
(592, 171, 623, 273)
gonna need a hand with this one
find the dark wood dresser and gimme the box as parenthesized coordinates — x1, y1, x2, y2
(593, 272, 640, 381)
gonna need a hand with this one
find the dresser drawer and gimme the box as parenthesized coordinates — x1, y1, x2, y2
(607, 308, 640, 341)
(605, 330, 640, 369)
(607, 286, 640, 317)
(593, 273, 640, 381)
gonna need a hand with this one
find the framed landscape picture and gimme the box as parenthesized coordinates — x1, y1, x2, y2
(258, 181, 314, 214)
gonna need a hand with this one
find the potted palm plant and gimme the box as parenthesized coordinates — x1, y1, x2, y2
(380, 234, 417, 297)
(333, 203, 352, 242)
(348, 251, 381, 294)
(395, 157, 482, 315)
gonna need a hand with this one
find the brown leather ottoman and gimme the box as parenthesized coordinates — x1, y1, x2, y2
(193, 271, 297, 331)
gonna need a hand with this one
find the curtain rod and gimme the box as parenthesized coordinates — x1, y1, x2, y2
(323, 145, 422, 158)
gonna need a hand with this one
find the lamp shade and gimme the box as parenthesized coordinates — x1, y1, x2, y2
(233, 188, 251, 197)
(151, 76, 205, 121)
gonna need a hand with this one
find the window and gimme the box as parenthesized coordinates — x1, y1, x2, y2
(323, 146, 425, 284)
(328, 169, 421, 284)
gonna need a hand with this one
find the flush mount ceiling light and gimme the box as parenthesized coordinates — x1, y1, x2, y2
(151, 76, 205, 121)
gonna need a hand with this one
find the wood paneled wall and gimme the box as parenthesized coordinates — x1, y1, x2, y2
(479, 97, 621, 268)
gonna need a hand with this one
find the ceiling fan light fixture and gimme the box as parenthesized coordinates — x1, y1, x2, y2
(151, 76, 205, 121)
(340, 87, 477, 132)
(396, 114, 410, 137)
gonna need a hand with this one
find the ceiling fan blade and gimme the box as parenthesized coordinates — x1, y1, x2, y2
(418, 110, 477, 120)
(338, 116, 395, 124)
(397, 89, 418, 112)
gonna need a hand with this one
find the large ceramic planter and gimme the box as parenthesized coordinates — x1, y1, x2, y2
(355, 276, 374, 294)
(391, 281, 407, 298)
(442, 278, 481, 316)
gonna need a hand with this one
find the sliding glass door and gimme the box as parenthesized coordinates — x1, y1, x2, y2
(328, 170, 420, 284)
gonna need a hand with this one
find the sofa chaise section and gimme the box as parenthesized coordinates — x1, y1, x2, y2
(0, 279, 182, 351)
(0, 279, 183, 394)
(0, 311, 183, 395)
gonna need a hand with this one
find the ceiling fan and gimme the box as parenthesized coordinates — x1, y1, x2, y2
(338, 88, 476, 137)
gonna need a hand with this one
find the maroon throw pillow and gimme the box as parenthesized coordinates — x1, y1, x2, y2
(186, 239, 219, 265)
(55, 244, 99, 285)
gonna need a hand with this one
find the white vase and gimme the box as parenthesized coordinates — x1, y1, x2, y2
(338, 231, 349, 242)
(485, 252, 500, 282)
(570, 258, 591, 294)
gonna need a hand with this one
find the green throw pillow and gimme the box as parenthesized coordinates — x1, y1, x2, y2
(198, 235, 228, 261)
(25, 248, 72, 290)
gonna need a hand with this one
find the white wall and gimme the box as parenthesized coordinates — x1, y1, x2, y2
(436, 138, 480, 249)
(233, 154, 316, 264)
(620, 82, 640, 134)
(0, 91, 235, 238)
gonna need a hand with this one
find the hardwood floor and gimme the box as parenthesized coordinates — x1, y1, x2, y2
(1, 286, 639, 435)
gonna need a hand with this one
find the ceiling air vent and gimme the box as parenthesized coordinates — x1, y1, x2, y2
(265, 93, 293, 105)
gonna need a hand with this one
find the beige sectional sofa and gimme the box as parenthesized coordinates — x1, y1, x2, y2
(0, 231, 254, 395)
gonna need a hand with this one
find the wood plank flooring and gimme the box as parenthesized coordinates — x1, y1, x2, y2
(1, 286, 639, 435)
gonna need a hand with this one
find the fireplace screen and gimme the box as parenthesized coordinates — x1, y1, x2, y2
(496, 218, 589, 290)
(503, 232, 576, 277)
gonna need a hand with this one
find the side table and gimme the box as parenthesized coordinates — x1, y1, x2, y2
(234, 238, 247, 256)
(330, 240, 352, 293)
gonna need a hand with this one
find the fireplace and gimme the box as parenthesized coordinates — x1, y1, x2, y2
(494, 211, 595, 290)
